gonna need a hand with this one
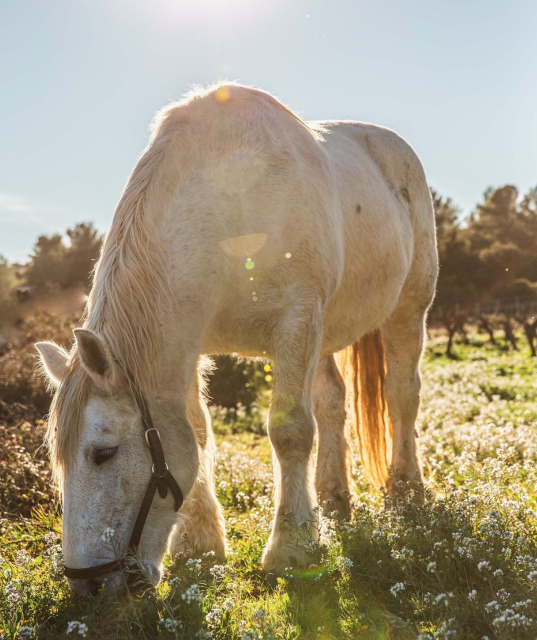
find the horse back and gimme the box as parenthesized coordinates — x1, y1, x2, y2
(150, 88, 434, 355)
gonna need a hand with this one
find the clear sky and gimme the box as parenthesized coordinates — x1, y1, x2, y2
(1, 0, 536, 263)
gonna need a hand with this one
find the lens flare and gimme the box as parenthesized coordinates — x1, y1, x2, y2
(215, 85, 231, 103)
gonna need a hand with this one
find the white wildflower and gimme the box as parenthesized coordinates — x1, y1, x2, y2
(159, 618, 182, 632)
(44, 531, 59, 546)
(434, 592, 454, 606)
(206, 609, 222, 625)
(485, 601, 500, 613)
(390, 582, 405, 598)
(15, 550, 32, 567)
(67, 621, 88, 637)
(100, 527, 115, 543)
(335, 556, 354, 571)
(235, 491, 250, 505)
(209, 564, 226, 580)
(5, 581, 21, 607)
(182, 583, 202, 605)
(253, 609, 267, 622)
(186, 558, 202, 572)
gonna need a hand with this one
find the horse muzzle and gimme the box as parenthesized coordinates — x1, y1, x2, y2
(65, 556, 160, 596)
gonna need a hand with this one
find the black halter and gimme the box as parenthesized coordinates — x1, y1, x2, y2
(63, 382, 184, 582)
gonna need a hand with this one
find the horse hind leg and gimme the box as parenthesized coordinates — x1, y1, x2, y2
(381, 300, 430, 494)
(313, 355, 352, 516)
(168, 373, 226, 561)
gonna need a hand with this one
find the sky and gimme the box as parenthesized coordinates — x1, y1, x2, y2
(0, 0, 536, 263)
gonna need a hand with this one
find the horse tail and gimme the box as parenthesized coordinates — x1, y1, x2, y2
(336, 330, 392, 488)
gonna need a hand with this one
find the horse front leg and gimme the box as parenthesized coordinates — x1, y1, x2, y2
(262, 302, 323, 573)
(169, 374, 226, 561)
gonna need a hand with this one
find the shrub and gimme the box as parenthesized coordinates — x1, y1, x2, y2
(206, 354, 269, 410)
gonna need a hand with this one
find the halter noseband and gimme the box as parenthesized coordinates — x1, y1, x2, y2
(63, 381, 184, 583)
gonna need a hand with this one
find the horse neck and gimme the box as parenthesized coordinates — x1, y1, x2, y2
(143, 326, 201, 408)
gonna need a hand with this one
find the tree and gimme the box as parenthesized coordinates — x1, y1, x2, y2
(502, 279, 537, 357)
(464, 186, 537, 304)
(516, 187, 537, 282)
(25, 234, 66, 288)
(471, 186, 519, 245)
(430, 185, 537, 357)
(0, 256, 17, 300)
(24, 223, 102, 289)
(431, 190, 479, 356)
(65, 223, 102, 288)
(0, 256, 21, 331)
(431, 189, 459, 248)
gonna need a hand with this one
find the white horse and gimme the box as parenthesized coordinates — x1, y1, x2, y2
(36, 83, 438, 595)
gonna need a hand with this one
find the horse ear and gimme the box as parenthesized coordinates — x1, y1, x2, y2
(35, 342, 68, 387)
(74, 329, 120, 389)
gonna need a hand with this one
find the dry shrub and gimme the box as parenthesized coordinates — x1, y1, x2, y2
(0, 311, 77, 416)
(0, 417, 53, 518)
(207, 354, 268, 410)
(0, 312, 78, 518)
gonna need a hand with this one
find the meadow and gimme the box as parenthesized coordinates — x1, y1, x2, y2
(2, 330, 537, 640)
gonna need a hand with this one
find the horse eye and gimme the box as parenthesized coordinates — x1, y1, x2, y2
(93, 447, 119, 466)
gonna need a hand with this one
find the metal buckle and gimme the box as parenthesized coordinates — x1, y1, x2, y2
(144, 428, 160, 446)
(151, 462, 169, 475)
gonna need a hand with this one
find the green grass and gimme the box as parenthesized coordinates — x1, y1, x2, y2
(2, 336, 537, 639)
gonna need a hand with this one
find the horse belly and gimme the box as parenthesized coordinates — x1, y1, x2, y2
(199, 235, 341, 356)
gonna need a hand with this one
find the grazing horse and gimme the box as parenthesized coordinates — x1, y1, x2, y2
(36, 83, 438, 595)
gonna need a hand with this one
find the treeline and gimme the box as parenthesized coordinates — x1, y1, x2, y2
(22, 222, 101, 290)
(0, 223, 102, 331)
(433, 184, 537, 357)
(0, 222, 101, 295)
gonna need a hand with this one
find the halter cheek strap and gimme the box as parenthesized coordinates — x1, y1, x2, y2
(63, 383, 184, 582)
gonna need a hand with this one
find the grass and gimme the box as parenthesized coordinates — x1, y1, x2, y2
(2, 335, 537, 639)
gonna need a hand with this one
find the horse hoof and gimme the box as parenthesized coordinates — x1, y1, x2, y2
(265, 573, 278, 591)
(319, 492, 351, 518)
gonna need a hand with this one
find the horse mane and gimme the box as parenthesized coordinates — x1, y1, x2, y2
(45, 82, 317, 487)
